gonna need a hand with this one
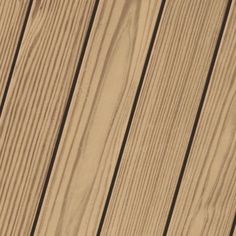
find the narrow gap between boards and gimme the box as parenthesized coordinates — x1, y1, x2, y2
(229, 213, 236, 236)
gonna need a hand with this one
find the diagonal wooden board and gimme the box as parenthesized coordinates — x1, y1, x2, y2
(34, 0, 163, 235)
(168, 2, 236, 235)
(0, 0, 96, 234)
(100, 0, 231, 235)
(35, 0, 229, 235)
(0, 0, 30, 105)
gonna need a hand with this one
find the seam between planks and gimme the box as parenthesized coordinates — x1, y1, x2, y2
(229, 213, 236, 236)
(162, 0, 234, 235)
(29, 0, 101, 235)
(96, 0, 167, 235)
(0, 0, 34, 115)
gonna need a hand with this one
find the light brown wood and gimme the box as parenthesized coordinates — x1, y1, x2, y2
(0, 0, 96, 234)
(1, 0, 235, 235)
(167, 2, 236, 235)
(0, 0, 29, 103)
(34, 0, 162, 235)
(99, 0, 230, 235)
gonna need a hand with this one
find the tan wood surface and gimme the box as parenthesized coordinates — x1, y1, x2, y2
(0, 0, 29, 104)
(167, 2, 236, 235)
(99, 0, 230, 235)
(0, 0, 235, 235)
(34, 0, 163, 235)
(0, 0, 96, 234)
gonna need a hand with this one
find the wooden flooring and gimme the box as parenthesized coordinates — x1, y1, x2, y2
(0, 0, 235, 235)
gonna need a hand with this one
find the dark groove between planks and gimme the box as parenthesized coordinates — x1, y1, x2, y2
(96, 0, 167, 235)
(229, 213, 236, 236)
(0, 0, 34, 116)
(162, 0, 233, 235)
(29, 0, 101, 235)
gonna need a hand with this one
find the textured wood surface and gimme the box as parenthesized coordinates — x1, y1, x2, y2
(0, 0, 29, 104)
(0, 0, 235, 235)
(100, 0, 230, 235)
(0, 0, 96, 234)
(168, 2, 236, 235)
(34, 0, 162, 235)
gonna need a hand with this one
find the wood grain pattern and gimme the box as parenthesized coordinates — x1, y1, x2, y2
(100, 0, 230, 235)
(0, 0, 29, 104)
(167, 2, 236, 235)
(34, 0, 162, 235)
(0, 0, 96, 234)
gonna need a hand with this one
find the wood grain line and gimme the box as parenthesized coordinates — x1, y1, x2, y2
(167, 2, 236, 234)
(0, 0, 96, 234)
(34, 0, 163, 235)
(99, 0, 229, 235)
(0, 0, 31, 112)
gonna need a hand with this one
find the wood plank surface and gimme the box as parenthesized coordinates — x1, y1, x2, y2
(0, 0, 96, 235)
(1, 0, 235, 235)
(99, 0, 230, 235)
(167, 2, 236, 235)
(34, 0, 163, 235)
(0, 0, 29, 105)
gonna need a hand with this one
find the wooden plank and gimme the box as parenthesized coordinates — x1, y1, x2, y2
(99, 0, 231, 235)
(0, 0, 96, 235)
(0, 0, 29, 105)
(34, 0, 163, 235)
(167, 2, 236, 235)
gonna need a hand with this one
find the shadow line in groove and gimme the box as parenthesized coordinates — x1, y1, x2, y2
(229, 213, 236, 236)
(30, 0, 101, 235)
(96, 0, 167, 235)
(163, 0, 233, 235)
(0, 0, 34, 116)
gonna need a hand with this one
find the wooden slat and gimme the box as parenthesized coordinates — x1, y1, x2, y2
(0, 0, 96, 234)
(100, 0, 230, 235)
(0, 0, 29, 104)
(167, 2, 236, 235)
(34, 0, 163, 235)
